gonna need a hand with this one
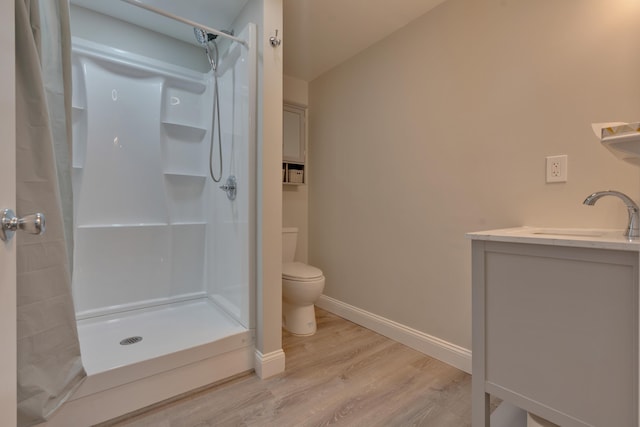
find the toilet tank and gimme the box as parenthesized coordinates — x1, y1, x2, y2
(282, 227, 298, 262)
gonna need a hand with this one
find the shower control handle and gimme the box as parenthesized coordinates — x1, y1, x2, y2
(1, 209, 46, 242)
(219, 175, 237, 201)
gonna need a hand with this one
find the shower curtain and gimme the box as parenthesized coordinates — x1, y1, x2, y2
(16, 0, 85, 425)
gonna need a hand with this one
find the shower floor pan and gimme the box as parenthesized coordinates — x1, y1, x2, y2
(77, 298, 250, 374)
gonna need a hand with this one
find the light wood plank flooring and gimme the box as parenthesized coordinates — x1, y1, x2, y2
(100, 309, 473, 427)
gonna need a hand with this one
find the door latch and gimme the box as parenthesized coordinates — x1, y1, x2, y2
(1, 209, 46, 242)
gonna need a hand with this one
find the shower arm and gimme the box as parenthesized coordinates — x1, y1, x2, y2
(120, 0, 248, 47)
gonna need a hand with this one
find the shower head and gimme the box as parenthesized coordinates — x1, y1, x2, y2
(193, 27, 217, 46)
(193, 27, 218, 71)
(193, 27, 234, 72)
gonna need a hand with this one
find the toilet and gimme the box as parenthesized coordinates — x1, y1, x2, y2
(282, 227, 325, 336)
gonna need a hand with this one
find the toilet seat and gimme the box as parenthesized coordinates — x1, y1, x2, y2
(282, 262, 323, 282)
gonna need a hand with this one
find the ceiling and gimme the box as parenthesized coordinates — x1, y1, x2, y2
(282, 0, 449, 82)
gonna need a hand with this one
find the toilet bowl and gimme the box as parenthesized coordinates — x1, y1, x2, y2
(282, 262, 325, 335)
(282, 228, 325, 336)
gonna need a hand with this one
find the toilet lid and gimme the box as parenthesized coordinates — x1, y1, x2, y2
(282, 262, 323, 280)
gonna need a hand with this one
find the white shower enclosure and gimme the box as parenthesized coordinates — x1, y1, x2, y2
(68, 2, 256, 379)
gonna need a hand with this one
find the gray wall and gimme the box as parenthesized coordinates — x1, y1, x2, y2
(308, 0, 640, 351)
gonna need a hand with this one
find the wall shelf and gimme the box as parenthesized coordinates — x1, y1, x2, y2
(161, 121, 207, 141)
(282, 162, 305, 185)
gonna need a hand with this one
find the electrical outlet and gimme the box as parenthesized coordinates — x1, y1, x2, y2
(546, 155, 568, 183)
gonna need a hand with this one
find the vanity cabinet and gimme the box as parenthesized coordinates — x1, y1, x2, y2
(468, 228, 639, 427)
(283, 103, 306, 185)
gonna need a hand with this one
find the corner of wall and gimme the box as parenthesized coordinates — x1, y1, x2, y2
(283, 75, 309, 105)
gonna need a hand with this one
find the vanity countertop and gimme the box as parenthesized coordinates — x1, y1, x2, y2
(466, 226, 640, 251)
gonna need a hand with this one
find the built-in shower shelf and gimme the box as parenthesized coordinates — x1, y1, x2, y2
(163, 172, 207, 179)
(161, 121, 207, 141)
(72, 104, 85, 112)
(77, 223, 169, 229)
(171, 221, 207, 226)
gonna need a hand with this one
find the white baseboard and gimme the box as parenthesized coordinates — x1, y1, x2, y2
(254, 348, 286, 379)
(316, 295, 471, 373)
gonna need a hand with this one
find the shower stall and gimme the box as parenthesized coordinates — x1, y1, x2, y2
(47, 1, 257, 424)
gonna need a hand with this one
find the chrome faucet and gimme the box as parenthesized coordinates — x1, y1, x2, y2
(583, 190, 640, 238)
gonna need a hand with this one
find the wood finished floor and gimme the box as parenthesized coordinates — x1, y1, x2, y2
(101, 309, 473, 427)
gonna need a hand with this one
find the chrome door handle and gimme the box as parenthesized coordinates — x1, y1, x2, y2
(1, 209, 46, 242)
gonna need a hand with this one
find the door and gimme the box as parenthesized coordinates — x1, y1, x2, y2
(0, 1, 17, 426)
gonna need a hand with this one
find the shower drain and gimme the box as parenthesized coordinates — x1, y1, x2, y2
(119, 336, 143, 346)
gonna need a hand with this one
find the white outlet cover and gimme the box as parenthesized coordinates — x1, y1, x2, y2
(546, 155, 568, 183)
